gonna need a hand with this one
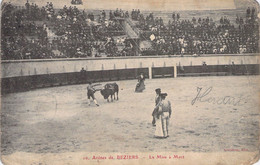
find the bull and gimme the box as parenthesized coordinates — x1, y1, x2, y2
(100, 83, 119, 102)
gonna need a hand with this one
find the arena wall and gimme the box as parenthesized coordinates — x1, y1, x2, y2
(1, 54, 260, 94)
(1, 54, 259, 78)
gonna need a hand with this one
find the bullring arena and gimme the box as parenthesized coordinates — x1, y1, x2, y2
(1, 75, 260, 154)
(1, 0, 260, 164)
(1, 55, 260, 165)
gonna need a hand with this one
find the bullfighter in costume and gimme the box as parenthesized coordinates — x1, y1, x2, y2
(154, 93, 172, 138)
(152, 88, 162, 126)
(87, 82, 99, 106)
(135, 73, 145, 92)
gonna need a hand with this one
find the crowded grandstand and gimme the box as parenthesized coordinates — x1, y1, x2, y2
(1, 1, 259, 60)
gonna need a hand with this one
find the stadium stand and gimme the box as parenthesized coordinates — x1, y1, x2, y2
(1, 2, 259, 60)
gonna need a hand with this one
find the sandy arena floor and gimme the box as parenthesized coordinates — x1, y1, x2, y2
(1, 76, 260, 155)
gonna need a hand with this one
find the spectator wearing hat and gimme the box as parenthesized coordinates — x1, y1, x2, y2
(154, 93, 172, 138)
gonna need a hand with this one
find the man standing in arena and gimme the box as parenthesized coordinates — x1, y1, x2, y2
(159, 93, 172, 138)
(152, 88, 161, 126)
(87, 82, 99, 106)
(154, 93, 172, 138)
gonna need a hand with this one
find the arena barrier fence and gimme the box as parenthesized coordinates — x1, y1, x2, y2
(152, 67, 175, 78)
(1, 68, 149, 94)
(1, 64, 259, 94)
(177, 64, 259, 77)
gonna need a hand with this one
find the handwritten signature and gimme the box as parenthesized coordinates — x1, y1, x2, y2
(191, 87, 249, 106)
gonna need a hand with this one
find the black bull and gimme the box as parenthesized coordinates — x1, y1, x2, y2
(100, 83, 119, 102)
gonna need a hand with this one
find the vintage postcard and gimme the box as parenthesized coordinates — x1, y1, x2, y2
(1, 0, 260, 164)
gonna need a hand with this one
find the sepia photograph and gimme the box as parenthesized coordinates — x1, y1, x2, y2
(0, 0, 260, 164)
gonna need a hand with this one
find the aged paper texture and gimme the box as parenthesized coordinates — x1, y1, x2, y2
(1, 0, 260, 164)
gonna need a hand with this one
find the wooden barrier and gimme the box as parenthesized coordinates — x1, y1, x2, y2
(1, 68, 149, 94)
(1, 64, 259, 94)
(177, 64, 259, 77)
(152, 67, 174, 78)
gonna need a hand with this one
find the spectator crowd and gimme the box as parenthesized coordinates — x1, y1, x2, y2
(137, 10, 258, 55)
(71, 0, 83, 5)
(1, 1, 259, 60)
